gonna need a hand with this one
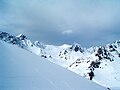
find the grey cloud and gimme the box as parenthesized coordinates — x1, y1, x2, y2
(0, 0, 120, 47)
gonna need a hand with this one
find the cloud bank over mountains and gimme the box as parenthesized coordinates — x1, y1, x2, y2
(0, 0, 120, 47)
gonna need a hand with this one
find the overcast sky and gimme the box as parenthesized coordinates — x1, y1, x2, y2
(0, 0, 120, 47)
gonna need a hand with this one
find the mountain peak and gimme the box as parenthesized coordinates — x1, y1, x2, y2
(17, 34, 27, 40)
(70, 43, 84, 52)
(33, 41, 46, 49)
(0, 31, 120, 89)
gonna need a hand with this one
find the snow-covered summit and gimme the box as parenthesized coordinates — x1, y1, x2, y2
(69, 43, 84, 52)
(0, 31, 120, 89)
(17, 34, 27, 40)
(0, 39, 107, 90)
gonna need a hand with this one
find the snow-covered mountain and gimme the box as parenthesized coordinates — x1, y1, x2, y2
(0, 31, 120, 89)
(0, 40, 108, 90)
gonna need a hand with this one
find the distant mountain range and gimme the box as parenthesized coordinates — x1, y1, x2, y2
(1, 31, 120, 89)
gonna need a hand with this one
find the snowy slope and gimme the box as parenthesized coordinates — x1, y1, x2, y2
(0, 31, 120, 89)
(38, 40, 120, 89)
(0, 41, 107, 90)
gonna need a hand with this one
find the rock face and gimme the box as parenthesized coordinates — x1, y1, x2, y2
(70, 43, 84, 52)
(0, 31, 120, 88)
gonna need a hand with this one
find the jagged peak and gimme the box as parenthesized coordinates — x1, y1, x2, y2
(33, 41, 46, 49)
(70, 43, 84, 52)
(16, 34, 27, 40)
(0, 31, 10, 37)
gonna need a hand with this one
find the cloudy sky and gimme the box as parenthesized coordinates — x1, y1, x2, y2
(0, 0, 120, 47)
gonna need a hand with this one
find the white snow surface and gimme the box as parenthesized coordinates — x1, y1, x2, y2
(0, 32, 120, 89)
(0, 41, 107, 90)
(32, 42, 120, 88)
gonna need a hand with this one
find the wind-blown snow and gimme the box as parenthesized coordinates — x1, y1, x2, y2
(0, 41, 106, 90)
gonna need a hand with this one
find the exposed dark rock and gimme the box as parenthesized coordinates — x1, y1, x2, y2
(90, 61, 100, 68)
(88, 71, 94, 80)
(70, 43, 84, 53)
